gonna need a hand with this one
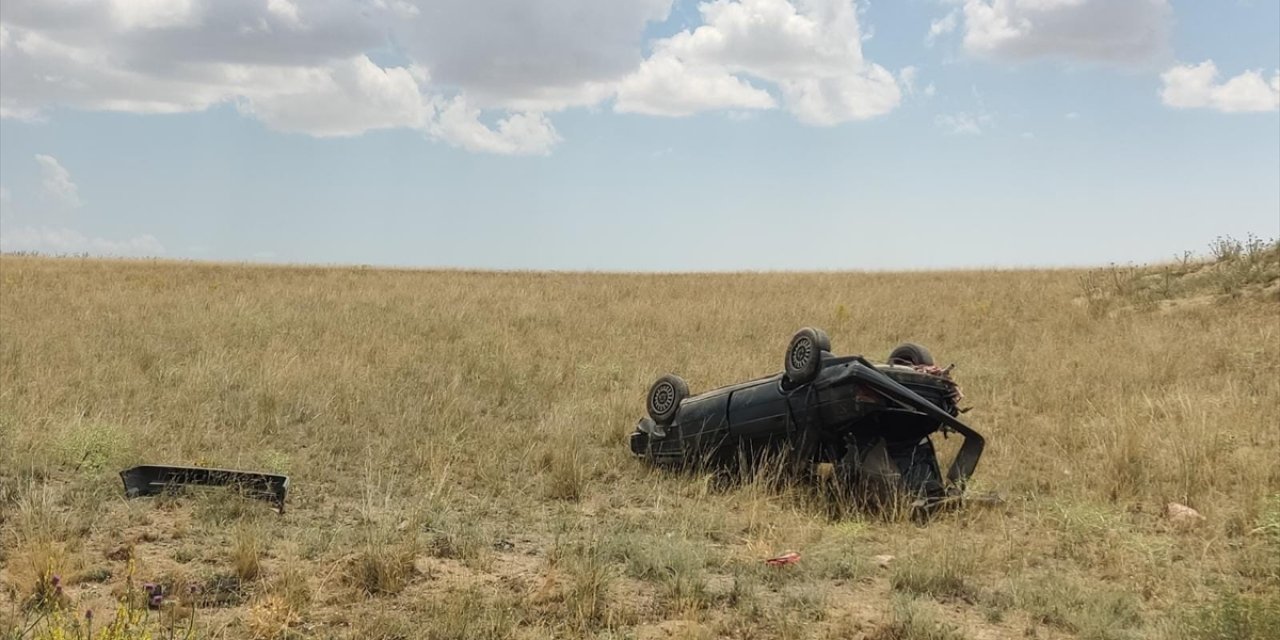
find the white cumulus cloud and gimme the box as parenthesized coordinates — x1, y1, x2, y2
(898, 66, 919, 95)
(926, 9, 958, 46)
(0, 1, 421, 127)
(34, 154, 82, 209)
(235, 57, 432, 137)
(0, 226, 165, 256)
(959, 0, 1171, 64)
(616, 54, 777, 117)
(429, 96, 561, 156)
(935, 111, 992, 135)
(616, 0, 903, 125)
(0, 0, 602, 154)
(1160, 60, 1280, 113)
(2, 0, 915, 152)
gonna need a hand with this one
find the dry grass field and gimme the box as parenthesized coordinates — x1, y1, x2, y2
(1, 242, 1278, 639)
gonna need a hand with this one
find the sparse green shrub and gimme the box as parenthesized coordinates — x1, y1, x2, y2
(1078, 234, 1280, 313)
(1013, 576, 1142, 638)
(418, 587, 523, 640)
(601, 531, 712, 611)
(562, 544, 618, 631)
(542, 442, 593, 502)
(1171, 592, 1280, 640)
(230, 524, 265, 583)
(1260, 494, 1280, 548)
(1209, 235, 1246, 263)
(780, 582, 827, 621)
(193, 491, 275, 526)
(345, 522, 419, 596)
(56, 421, 130, 473)
(1209, 234, 1280, 294)
(245, 563, 312, 640)
(722, 570, 761, 615)
(889, 552, 976, 602)
(425, 517, 489, 569)
(866, 598, 970, 640)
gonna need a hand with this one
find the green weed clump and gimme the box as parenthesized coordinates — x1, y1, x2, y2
(1169, 592, 1280, 640)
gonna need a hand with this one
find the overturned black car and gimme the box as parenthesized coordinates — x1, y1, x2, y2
(630, 328, 985, 511)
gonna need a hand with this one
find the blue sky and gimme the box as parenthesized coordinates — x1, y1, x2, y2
(1, 0, 1277, 270)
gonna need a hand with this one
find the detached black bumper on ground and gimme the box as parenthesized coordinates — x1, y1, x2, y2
(630, 328, 985, 510)
(120, 464, 289, 512)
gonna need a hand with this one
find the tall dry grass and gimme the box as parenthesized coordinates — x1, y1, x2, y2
(0, 254, 1276, 639)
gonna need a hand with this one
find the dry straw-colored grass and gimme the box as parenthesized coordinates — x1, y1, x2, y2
(1, 251, 1277, 639)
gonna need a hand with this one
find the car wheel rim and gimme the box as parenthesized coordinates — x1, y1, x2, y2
(651, 382, 675, 414)
(789, 337, 813, 371)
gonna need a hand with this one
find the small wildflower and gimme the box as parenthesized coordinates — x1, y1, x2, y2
(85, 608, 93, 621)
(149, 593, 164, 609)
(51, 575, 62, 588)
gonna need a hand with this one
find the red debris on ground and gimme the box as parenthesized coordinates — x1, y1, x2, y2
(764, 551, 801, 566)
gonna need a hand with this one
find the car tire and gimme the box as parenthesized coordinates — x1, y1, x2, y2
(784, 327, 824, 385)
(647, 374, 688, 425)
(813, 327, 832, 354)
(888, 342, 935, 367)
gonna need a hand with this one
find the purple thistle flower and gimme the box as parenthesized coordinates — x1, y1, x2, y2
(51, 575, 61, 588)
(85, 609, 94, 621)
(149, 593, 164, 609)
(144, 582, 157, 594)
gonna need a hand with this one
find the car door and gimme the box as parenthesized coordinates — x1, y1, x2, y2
(727, 376, 794, 439)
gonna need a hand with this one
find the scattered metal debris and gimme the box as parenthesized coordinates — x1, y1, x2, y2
(119, 465, 289, 512)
